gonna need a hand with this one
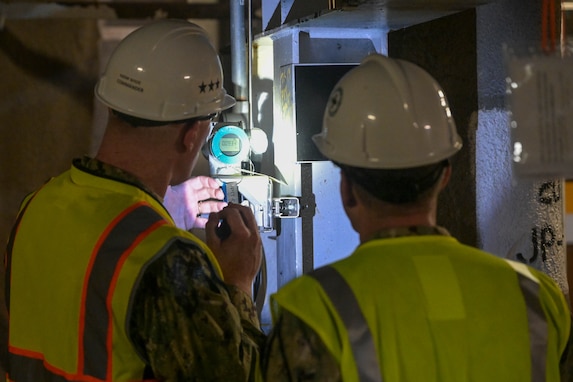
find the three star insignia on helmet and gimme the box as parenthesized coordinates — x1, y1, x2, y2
(198, 79, 221, 93)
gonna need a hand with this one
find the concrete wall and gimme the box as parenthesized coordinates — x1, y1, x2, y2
(475, 0, 568, 296)
(388, 9, 478, 248)
(0, 19, 99, 246)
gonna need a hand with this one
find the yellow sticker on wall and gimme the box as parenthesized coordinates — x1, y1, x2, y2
(566, 181, 573, 214)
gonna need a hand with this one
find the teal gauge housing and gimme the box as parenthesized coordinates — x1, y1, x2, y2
(209, 124, 250, 165)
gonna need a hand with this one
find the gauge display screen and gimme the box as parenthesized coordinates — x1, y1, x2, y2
(220, 134, 241, 156)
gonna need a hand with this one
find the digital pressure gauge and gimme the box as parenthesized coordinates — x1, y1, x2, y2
(208, 124, 250, 166)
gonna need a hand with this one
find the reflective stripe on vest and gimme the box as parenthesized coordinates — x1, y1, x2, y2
(505, 260, 548, 382)
(310, 263, 549, 382)
(309, 266, 383, 382)
(8, 202, 165, 382)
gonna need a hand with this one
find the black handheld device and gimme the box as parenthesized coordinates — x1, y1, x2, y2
(216, 219, 231, 240)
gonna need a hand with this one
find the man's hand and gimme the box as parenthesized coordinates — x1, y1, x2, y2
(164, 176, 227, 230)
(205, 203, 262, 297)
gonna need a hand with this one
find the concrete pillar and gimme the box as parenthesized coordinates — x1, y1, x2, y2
(476, 0, 568, 296)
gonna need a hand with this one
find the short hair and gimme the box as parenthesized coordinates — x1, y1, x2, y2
(337, 159, 449, 204)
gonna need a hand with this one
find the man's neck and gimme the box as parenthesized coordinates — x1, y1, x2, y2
(355, 206, 437, 244)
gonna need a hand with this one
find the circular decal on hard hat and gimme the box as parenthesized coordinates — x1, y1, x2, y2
(328, 87, 343, 117)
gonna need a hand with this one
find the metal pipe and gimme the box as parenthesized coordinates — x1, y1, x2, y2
(247, 0, 253, 131)
(230, 0, 248, 105)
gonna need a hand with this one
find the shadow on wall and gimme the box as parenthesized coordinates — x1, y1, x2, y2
(251, 76, 276, 180)
(0, 19, 100, 379)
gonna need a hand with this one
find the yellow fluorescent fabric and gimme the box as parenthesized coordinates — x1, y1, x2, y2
(272, 235, 571, 382)
(8, 164, 221, 381)
(412, 256, 465, 320)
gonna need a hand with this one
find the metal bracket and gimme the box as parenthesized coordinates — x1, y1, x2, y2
(272, 197, 300, 218)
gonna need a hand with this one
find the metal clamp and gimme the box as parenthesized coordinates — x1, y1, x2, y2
(272, 197, 300, 218)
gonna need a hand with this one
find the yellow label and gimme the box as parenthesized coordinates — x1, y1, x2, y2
(566, 181, 573, 214)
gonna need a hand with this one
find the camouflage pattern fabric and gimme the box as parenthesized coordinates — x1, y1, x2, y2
(79, 157, 265, 381)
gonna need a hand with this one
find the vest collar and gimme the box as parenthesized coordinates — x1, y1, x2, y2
(366, 225, 450, 242)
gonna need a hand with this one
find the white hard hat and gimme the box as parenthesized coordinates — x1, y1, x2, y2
(95, 19, 235, 122)
(313, 53, 462, 169)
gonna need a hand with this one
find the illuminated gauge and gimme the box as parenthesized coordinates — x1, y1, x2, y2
(209, 124, 250, 165)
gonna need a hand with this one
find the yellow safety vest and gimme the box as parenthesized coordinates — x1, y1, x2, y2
(6, 164, 222, 381)
(272, 235, 571, 382)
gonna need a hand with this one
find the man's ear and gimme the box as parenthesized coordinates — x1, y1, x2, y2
(180, 121, 200, 153)
(439, 163, 452, 190)
(340, 170, 358, 208)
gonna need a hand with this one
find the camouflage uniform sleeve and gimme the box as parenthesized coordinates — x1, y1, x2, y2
(262, 308, 341, 381)
(226, 284, 266, 342)
(129, 239, 266, 382)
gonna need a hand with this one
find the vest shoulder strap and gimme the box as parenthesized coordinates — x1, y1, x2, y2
(309, 265, 382, 382)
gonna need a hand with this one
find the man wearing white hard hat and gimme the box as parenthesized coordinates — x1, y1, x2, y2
(262, 53, 572, 381)
(5, 19, 264, 381)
